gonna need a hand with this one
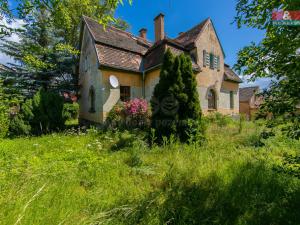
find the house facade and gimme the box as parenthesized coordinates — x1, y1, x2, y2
(78, 14, 242, 124)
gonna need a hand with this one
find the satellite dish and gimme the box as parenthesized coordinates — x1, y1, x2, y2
(109, 75, 119, 88)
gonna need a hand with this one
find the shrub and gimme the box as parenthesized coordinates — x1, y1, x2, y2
(0, 80, 9, 138)
(9, 115, 31, 136)
(63, 102, 79, 120)
(282, 118, 300, 140)
(0, 109, 9, 138)
(151, 50, 204, 144)
(185, 119, 207, 145)
(106, 99, 149, 129)
(9, 89, 66, 136)
(206, 112, 232, 127)
(124, 98, 149, 128)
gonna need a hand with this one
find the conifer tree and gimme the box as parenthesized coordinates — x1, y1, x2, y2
(151, 50, 204, 144)
(180, 54, 201, 119)
(151, 48, 178, 142)
(178, 54, 203, 142)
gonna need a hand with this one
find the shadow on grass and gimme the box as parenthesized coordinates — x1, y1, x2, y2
(108, 161, 300, 225)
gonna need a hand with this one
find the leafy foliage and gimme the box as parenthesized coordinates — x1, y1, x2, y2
(9, 89, 66, 136)
(0, 80, 9, 137)
(234, 0, 300, 116)
(106, 99, 150, 130)
(0, 0, 131, 95)
(63, 102, 79, 120)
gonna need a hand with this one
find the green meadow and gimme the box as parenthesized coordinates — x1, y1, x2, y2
(0, 121, 299, 225)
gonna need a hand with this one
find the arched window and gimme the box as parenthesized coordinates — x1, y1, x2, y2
(89, 86, 95, 113)
(208, 89, 216, 109)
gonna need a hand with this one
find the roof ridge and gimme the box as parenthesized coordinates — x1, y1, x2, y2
(240, 86, 260, 89)
(175, 17, 210, 39)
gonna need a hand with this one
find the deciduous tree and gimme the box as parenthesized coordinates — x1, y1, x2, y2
(234, 0, 300, 116)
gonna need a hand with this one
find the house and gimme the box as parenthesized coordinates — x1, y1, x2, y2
(78, 14, 242, 124)
(0, 64, 13, 73)
(239, 86, 263, 119)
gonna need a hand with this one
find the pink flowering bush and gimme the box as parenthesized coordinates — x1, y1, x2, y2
(107, 98, 150, 129)
(124, 98, 148, 116)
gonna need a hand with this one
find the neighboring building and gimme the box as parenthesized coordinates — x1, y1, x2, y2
(239, 86, 263, 119)
(79, 14, 242, 124)
(0, 64, 13, 73)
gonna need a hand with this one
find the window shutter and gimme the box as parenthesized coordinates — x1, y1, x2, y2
(213, 55, 218, 69)
(206, 52, 210, 67)
(210, 53, 214, 69)
(217, 56, 220, 71)
(203, 50, 207, 67)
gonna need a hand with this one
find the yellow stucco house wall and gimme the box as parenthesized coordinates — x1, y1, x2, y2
(78, 14, 242, 124)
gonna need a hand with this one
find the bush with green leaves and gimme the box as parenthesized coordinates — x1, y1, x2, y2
(206, 112, 233, 127)
(106, 99, 150, 130)
(63, 102, 79, 120)
(9, 89, 66, 136)
(0, 80, 10, 138)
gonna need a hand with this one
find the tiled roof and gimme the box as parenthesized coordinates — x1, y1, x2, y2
(143, 39, 200, 71)
(0, 64, 13, 72)
(81, 16, 230, 77)
(83, 16, 151, 55)
(174, 19, 209, 48)
(239, 86, 259, 102)
(96, 44, 142, 72)
(224, 65, 243, 83)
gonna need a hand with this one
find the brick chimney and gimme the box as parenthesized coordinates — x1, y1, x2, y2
(154, 13, 165, 42)
(139, 28, 147, 39)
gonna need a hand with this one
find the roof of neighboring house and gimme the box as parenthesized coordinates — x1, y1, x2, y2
(239, 86, 260, 102)
(0, 64, 13, 73)
(224, 64, 243, 83)
(81, 16, 232, 76)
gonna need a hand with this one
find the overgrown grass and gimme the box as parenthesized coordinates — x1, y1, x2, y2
(0, 121, 299, 224)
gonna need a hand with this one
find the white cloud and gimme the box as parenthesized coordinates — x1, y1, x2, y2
(240, 77, 272, 89)
(0, 17, 26, 65)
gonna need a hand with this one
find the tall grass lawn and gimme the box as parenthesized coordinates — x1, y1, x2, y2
(0, 121, 299, 224)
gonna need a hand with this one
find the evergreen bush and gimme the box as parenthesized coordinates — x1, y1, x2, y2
(9, 89, 66, 136)
(150, 50, 204, 144)
(0, 80, 9, 138)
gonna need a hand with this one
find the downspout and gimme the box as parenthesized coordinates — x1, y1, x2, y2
(142, 70, 145, 98)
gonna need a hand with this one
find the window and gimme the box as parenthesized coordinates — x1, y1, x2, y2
(120, 86, 131, 102)
(230, 91, 234, 109)
(84, 56, 88, 72)
(210, 53, 214, 69)
(89, 86, 95, 113)
(208, 89, 216, 109)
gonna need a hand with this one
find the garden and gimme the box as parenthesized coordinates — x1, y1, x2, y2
(0, 117, 299, 225)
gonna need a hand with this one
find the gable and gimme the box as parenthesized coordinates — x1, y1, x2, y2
(174, 18, 225, 58)
(196, 20, 225, 58)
